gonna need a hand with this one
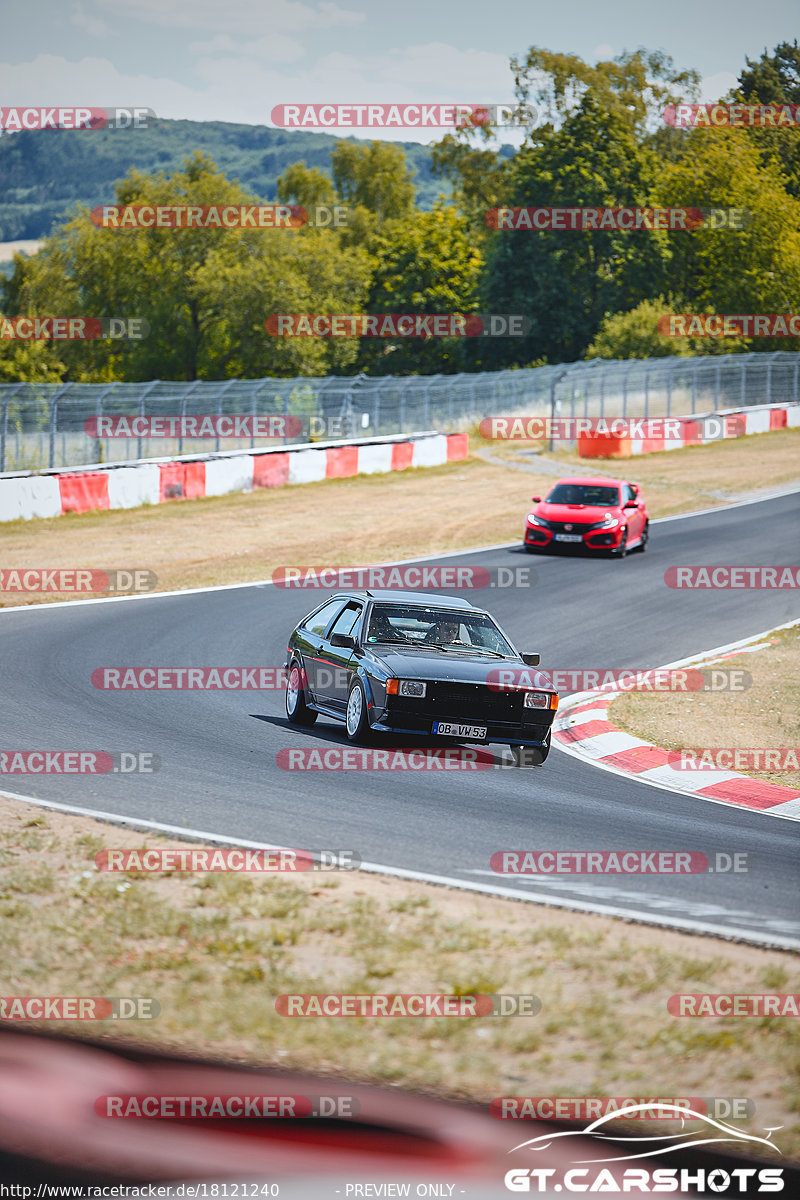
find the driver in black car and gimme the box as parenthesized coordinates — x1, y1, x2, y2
(424, 618, 460, 644)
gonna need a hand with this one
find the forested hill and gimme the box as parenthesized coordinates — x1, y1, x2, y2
(0, 118, 463, 240)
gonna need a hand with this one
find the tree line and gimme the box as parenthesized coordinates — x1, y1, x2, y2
(1, 40, 799, 382)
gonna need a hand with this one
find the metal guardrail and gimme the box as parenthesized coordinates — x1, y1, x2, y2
(1, 352, 798, 473)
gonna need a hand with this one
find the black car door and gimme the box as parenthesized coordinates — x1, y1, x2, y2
(315, 600, 364, 711)
(294, 598, 347, 697)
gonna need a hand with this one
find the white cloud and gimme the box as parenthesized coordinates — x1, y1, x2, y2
(189, 33, 308, 64)
(699, 71, 738, 103)
(0, 43, 521, 144)
(70, 4, 114, 37)
(95, 0, 365, 36)
(592, 44, 614, 61)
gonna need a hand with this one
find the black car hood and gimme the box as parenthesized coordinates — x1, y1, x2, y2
(366, 648, 553, 689)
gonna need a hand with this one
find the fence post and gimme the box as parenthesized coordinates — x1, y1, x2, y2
(765, 355, 772, 406)
(794, 355, 799, 404)
(666, 362, 672, 417)
(0, 398, 7, 473)
(741, 356, 747, 407)
(691, 361, 698, 413)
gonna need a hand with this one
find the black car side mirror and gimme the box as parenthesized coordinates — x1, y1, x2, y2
(521, 652, 540, 666)
(330, 633, 357, 649)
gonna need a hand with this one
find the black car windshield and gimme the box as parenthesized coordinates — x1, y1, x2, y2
(546, 483, 620, 506)
(366, 604, 516, 655)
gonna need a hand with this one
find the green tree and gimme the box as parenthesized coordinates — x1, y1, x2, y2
(587, 298, 694, 358)
(478, 95, 668, 367)
(276, 162, 336, 207)
(732, 40, 800, 196)
(354, 204, 483, 375)
(3, 154, 372, 381)
(654, 128, 800, 350)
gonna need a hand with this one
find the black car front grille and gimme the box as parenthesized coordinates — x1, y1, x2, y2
(393, 680, 526, 723)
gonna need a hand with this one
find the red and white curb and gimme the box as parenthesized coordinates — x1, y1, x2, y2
(552, 620, 800, 822)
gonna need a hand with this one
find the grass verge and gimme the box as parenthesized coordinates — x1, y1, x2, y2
(611, 624, 800, 789)
(1, 795, 798, 1156)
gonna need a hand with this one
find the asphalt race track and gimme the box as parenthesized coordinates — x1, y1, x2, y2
(2, 490, 799, 947)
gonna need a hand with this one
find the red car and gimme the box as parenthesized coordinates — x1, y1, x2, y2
(523, 475, 649, 557)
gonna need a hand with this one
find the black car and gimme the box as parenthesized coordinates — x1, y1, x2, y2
(284, 590, 558, 766)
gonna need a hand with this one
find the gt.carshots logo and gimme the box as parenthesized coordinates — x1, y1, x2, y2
(95, 848, 359, 871)
(84, 415, 300, 438)
(665, 566, 800, 588)
(503, 1103, 784, 1193)
(271, 565, 536, 589)
(0, 568, 156, 593)
(266, 314, 529, 337)
(0, 107, 154, 134)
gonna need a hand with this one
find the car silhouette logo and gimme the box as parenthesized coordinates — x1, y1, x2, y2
(565, 524, 572, 531)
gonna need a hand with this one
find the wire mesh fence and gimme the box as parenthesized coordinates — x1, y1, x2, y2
(1, 351, 798, 473)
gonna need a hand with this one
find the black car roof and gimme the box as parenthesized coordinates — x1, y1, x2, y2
(333, 589, 476, 610)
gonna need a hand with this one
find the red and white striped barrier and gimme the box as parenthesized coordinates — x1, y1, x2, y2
(0, 432, 469, 523)
(553, 693, 800, 819)
(578, 401, 800, 459)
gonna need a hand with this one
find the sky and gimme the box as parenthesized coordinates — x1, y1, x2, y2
(0, 0, 797, 142)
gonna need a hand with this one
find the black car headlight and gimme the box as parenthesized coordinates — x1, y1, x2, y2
(524, 691, 550, 709)
(398, 680, 426, 698)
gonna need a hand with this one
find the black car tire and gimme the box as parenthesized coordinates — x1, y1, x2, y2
(511, 731, 550, 767)
(285, 660, 317, 726)
(613, 527, 628, 558)
(345, 678, 371, 743)
(637, 521, 649, 552)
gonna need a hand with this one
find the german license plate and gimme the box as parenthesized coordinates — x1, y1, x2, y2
(555, 533, 583, 543)
(433, 722, 487, 739)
